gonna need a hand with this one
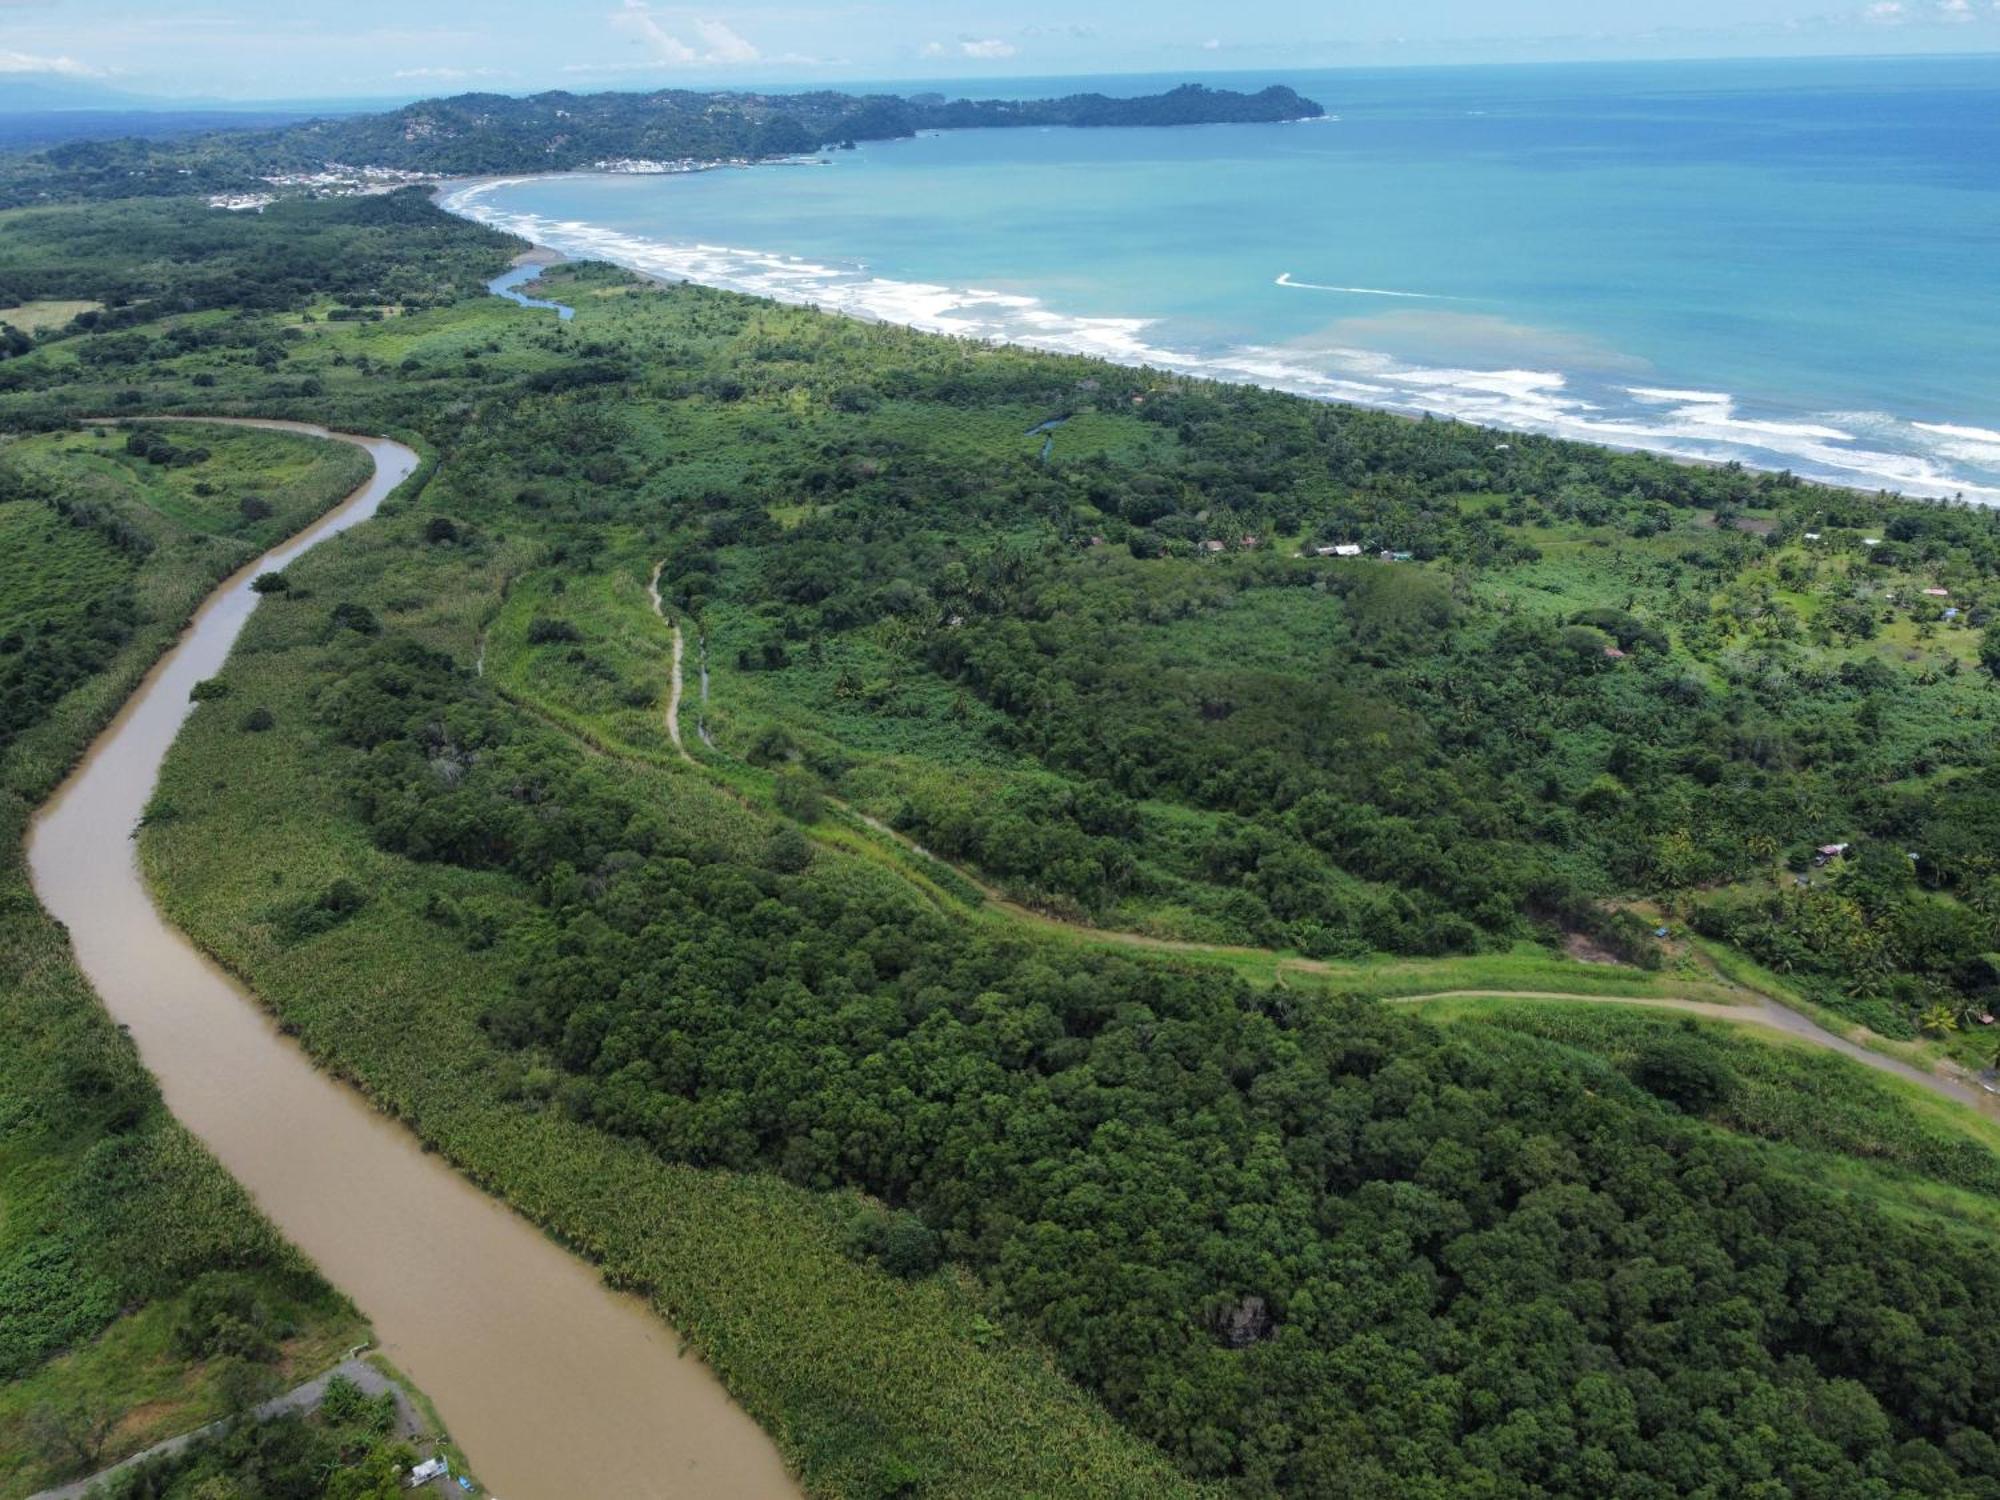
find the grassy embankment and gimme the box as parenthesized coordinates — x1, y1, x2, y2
(142, 507, 1211, 1499)
(0, 427, 376, 1498)
(1408, 994, 2000, 1238)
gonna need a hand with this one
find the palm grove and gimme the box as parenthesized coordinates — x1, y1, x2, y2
(4, 174, 2000, 1498)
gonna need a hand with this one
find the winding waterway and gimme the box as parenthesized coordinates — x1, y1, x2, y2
(25, 420, 797, 1500)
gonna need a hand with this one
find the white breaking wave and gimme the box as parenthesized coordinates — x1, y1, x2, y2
(1913, 421, 2000, 469)
(1628, 386, 1732, 405)
(1916, 421, 2000, 445)
(1276, 272, 1454, 300)
(441, 179, 2000, 506)
(1622, 387, 1856, 443)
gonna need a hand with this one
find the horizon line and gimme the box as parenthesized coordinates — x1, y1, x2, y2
(7, 48, 1998, 112)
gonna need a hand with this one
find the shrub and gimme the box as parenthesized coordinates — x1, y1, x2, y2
(526, 617, 581, 645)
(1630, 1034, 1733, 1114)
(845, 1206, 942, 1279)
(773, 769, 824, 824)
(765, 825, 812, 874)
(170, 1273, 278, 1364)
(329, 602, 379, 635)
(277, 878, 369, 942)
(239, 706, 276, 733)
(250, 571, 288, 594)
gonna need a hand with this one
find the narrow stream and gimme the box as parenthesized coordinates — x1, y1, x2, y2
(26, 420, 798, 1500)
(488, 264, 575, 320)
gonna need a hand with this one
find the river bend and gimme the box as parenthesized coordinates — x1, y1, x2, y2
(26, 419, 797, 1500)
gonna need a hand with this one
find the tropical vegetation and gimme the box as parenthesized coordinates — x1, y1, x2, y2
(4, 164, 2000, 1498)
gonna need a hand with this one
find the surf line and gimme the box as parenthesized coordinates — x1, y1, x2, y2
(1275, 273, 1458, 300)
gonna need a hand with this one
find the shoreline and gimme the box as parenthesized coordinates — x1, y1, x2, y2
(438, 171, 1998, 509)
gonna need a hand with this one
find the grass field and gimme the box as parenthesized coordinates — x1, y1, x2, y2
(0, 300, 99, 334)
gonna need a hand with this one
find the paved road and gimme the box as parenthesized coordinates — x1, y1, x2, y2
(30, 1358, 419, 1500)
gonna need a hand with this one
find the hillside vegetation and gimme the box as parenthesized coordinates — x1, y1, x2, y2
(4, 187, 2000, 1496)
(0, 82, 1323, 207)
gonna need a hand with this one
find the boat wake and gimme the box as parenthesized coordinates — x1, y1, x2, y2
(1276, 272, 1455, 300)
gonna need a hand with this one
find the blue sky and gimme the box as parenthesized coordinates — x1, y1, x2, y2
(1, 0, 1998, 99)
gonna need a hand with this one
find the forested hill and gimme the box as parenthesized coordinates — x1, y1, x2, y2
(0, 82, 1322, 206)
(307, 82, 1328, 171)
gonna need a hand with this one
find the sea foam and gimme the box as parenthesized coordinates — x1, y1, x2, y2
(442, 178, 2000, 506)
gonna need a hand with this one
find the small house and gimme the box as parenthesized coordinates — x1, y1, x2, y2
(1603, 646, 1627, 660)
(1381, 549, 1414, 562)
(1946, 607, 1962, 620)
(1864, 538, 1882, 547)
(1241, 535, 1261, 548)
(1203, 539, 1226, 554)
(1803, 531, 1822, 541)
(1333, 543, 1363, 558)
(407, 1457, 450, 1488)
(1813, 842, 1850, 867)
(1925, 587, 1951, 598)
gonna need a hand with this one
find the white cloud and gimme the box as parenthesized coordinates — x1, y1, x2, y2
(1937, 0, 1974, 18)
(0, 47, 101, 77)
(608, 3, 761, 67)
(930, 36, 1017, 59)
(393, 66, 503, 81)
(1202, 37, 1222, 50)
(1863, 1, 1906, 17)
(692, 18, 759, 63)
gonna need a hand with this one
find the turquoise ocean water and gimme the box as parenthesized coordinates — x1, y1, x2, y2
(443, 56, 2000, 501)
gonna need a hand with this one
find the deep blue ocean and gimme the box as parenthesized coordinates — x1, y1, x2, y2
(444, 56, 2000, 500)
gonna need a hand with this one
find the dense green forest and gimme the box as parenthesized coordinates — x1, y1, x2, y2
(0, 82, 1322, 207)
(6, 183, 2000, 1496)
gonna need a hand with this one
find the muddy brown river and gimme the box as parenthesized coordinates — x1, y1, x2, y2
(26, 421, 799, 1500)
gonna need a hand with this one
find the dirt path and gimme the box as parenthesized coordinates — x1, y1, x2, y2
(1389, 989, 2000, 1117)
(647, 560, 694, 765)
(840, 813, 2000, 1117)
(620, 561, 1998, 1126)
(31, 1358, 419, 1500)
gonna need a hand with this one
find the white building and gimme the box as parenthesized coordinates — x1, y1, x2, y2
(408, 1457, 450, 1488)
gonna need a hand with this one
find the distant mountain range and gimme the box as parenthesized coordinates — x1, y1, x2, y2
(0, 81, 1325, 205)
(0, 75, 385, 153)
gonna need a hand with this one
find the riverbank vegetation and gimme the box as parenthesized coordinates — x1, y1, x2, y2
(0, 423, 387, 1497)
(93, 1371, 429, 1500)
(8, 185, 2000, 1494)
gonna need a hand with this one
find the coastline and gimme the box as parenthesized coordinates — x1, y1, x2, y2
(437, 170, 2000, 508)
